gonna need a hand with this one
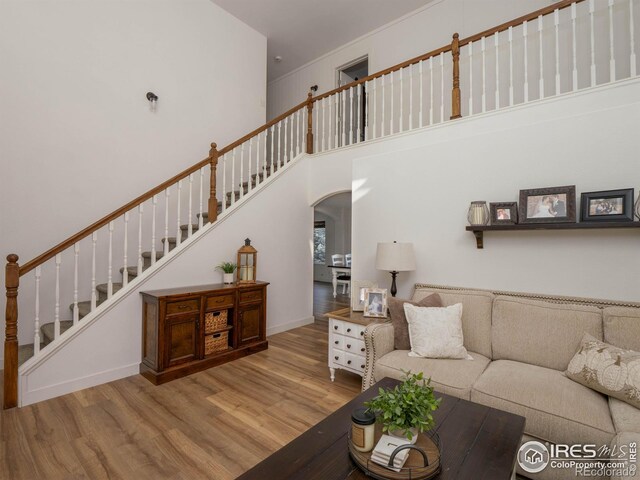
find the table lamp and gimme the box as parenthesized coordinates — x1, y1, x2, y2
(375, 241, 416, 297)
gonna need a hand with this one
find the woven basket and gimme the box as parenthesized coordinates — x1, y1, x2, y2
(205, 310, 228, 333)
(205, 331, 229, 355)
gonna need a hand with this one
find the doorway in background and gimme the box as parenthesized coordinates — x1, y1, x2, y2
(336, 57, 368, 146)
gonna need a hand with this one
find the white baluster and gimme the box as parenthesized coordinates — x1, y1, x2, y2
(73, 242, 79, 323)
(481, 37, 487, 112)
(495, 32, 501, 109)
(55, 254, 61, 338)
(321, 99, 326, 151)
(277, 121, 282, 168)
(151, 194, 157, 264)
(198, 167, 204, 227)
(390, 71, 394, 134)
(163, 189, 170, 256)
(341, 89, 347, 146)
(409, 64, 413, 130)
(263, 130, 268, 182)
(122, 213, 128, 288)
(381, 75, 386, 136)
(429, 56, 434, 125)
(572, 2, 579, 90)
(372, 78, 378, 139)
(590, 0, 596, 86)
(334, 93, 339, 147)
(608, 0, 616, 81)
(34, 266, 41, 353)
(297, 109, 302, 156)
(538, 15, 544, 99)
(399, 68, 404, 132)
(439, 52, 444, 122)
(468, 41, 474, 115)
(509, 26, 514, 105)
(555, 9, 561, 94)
(419, 60, 424, 128)
(107, 221, 113, 298)
(314, 101, 319, 153)
(524, 21, 529, 102)
(364, 82, 369, 141)
(248, 137, 253, 192)
(357, 84, 362, 141)
(176, 180, 182, 245)
(270, 126, 275, 175)
(91, 231, 97, 311)
(188, 172, 194, 234)
(137, 205, 143, 276)
(289, 112, 294, 159)
(283, 117, 288, 164)
(240, 143, 245, 199)
(349, 86, 355, 144)
(630, 0, 636, 76)
(230, 149, 236, 205)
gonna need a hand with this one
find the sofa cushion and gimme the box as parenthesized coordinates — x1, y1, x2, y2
(373, 350, 490, 400)
(492, 296, 603, 371)
(609, 397, 640, 433)
(604, 306, 640, 351)
(412, 287, 493, 359)
(471, 360, 615, 447)
(388, 293, 442, 350)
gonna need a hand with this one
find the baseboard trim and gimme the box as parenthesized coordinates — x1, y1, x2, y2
(19, 362, 140, 407)
(267, 316, 314, 336)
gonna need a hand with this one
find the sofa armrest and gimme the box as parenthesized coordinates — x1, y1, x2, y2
(362, 322, 395, 391)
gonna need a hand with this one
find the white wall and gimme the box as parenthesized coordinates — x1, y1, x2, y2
(19, 156, 313, 406)
(0, 0, 267, 367)
(306, 78, 640, 302)
(267, 0, 550, 118)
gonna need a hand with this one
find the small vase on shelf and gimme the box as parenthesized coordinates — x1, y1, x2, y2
(635, 193, 640, 220)
(467, 201, 489, 226)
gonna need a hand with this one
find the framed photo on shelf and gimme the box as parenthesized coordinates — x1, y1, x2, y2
(518, 185, 576, 224)
(363, 288, 388, 318)
(580, 188, 634, 223)
(490, 202, 518, 225)
(351, 280, 378, 312)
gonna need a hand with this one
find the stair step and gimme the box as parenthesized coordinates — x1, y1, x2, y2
(161, 237, 177, 251)
(120, 265, 140, 281)
(67, 300, 104, 320)
(142, 251, 164, 268)
(225, 190, 242, 200)
(96, 282, 123, 302)
(18, 343, 43, 366)
(41, 320, 74, 345)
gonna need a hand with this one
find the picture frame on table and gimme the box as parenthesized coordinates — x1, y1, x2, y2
(580, 188, 634, 223)
(351, 280, 378, 312)
(490, 202, 518, 225)
(363, 288, 388, 318)
(518, 185, 576, 224)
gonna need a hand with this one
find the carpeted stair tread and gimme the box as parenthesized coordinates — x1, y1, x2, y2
(18, 343, 43, 366)
(120, 265, 140, 278)
(96, 282, 123, 295)
(41, 320, 74, 344)
(68, 300, 104, 319)
(142, 251, 165, 260)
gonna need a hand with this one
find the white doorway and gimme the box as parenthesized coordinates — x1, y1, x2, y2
(336, 57, 368, 146)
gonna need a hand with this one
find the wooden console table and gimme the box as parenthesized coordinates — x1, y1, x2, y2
(140, 281, 268, 384)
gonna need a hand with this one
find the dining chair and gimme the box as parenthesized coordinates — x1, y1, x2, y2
(331, 254, 350, 295)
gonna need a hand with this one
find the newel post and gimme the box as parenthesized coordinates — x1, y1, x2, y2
(4, 254, 19, 409)
(306, 92, 314, 154)
(207, 142, 219, 223)
(450, 33, 462, 120)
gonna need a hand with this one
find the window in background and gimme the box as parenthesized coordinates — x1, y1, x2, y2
(314, 221, 326, 264)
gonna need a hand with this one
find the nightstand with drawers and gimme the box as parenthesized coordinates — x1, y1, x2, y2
(325, 307, 387, 381)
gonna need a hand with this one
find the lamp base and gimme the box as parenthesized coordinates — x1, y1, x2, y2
(389, 271, 398, 297)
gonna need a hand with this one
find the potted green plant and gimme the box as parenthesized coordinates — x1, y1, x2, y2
(364, 371, 441, 443)
(216, 262, 237, 284)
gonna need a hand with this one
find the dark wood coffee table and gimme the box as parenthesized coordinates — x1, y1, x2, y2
(237, 377, 525, 480)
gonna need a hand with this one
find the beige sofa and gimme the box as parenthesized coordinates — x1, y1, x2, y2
(363, 284, 640, 480)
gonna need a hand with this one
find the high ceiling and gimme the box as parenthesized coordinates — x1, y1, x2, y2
(210, 0, 434, 82)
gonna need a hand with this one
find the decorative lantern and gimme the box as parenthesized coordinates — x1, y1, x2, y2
(467, 201, 490, 226)
(237, 238, 257, 284)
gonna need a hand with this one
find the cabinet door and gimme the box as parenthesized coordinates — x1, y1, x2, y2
(238, 303, 263, 346)
(164, 314, 199, 368)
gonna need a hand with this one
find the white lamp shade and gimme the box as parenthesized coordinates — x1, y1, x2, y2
(375, 242, 416, 272)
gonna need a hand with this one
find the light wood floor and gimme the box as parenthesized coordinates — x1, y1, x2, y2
(313, 281, 350, 322)
(0, 321, 362, 479)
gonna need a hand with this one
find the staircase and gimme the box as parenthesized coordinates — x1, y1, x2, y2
(5, 0, 638, 409)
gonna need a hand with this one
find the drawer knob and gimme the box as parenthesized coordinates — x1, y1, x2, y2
(347, 344, 351, 349)
(334, 356, 338, 360)
(361, 348, 365, 352)
(347, 328, 351, 333)
(361, 364, 365, 369)
(334, 326, 338, 330)
(360, 331, 364, 336)
(178, 305, 188, 309)
(334, 341, 339, 345)
(347, 360, 352, 365)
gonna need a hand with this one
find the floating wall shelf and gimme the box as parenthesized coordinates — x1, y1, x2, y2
(466, 222, 640, 249)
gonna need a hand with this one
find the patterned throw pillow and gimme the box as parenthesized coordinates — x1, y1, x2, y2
(566, 333, 640, 409)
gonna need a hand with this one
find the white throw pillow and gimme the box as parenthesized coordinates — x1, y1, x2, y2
(404, 303, 470, 359)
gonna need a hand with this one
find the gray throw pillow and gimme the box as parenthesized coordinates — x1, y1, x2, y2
(388, 293, 443, 350)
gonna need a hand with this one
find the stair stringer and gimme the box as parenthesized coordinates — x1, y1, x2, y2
(17, 151, 313, 407)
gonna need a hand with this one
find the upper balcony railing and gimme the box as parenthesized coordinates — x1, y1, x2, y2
(4, 0, 638, 409)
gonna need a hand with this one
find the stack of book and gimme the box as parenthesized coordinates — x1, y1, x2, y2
(370, 434, 411, 472)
